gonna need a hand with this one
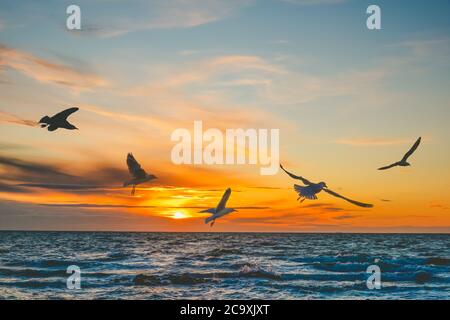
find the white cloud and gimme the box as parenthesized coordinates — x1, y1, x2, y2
(158, 55, 284, 88)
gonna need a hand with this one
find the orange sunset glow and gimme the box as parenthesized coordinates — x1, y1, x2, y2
(1, 1, 449, 233)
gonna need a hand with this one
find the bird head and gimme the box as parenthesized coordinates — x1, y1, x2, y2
(405, 162, 411, 166)
(39, 116, 50, 125)
(319, 182, 327, 188)
(146, 174, 157, 181)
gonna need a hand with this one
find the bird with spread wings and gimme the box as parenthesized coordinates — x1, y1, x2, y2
(39, 107, 79, 132)
(198, 188, 237, 227)
(280, 164, 373, 208)
(378, 137, 421, 170)
(123, 153, 157, 196)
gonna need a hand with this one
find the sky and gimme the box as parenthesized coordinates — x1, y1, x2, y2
(0, 0, 449, 232)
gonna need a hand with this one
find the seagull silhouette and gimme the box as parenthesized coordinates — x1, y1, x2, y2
(199, 188, 237, 227)
(378, 137, 421, 170)
(280, 164, 373, 208)
(123, 153, 157, 196)
(39, 107, 79, 131)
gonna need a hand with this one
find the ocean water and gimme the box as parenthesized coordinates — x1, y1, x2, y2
(0, 232, 448, 300)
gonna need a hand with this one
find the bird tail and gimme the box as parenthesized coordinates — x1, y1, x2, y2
(123, 179, 135, 187)
(205, 215, 215, 224)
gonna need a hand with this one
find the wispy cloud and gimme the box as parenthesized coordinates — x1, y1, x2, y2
(39, 203, 269, 210)
(161, 55, 284, 88)
(333, 214, 361, 220)
(280, 0, 347, 5)
(0, 44, 108, 91)
(300, 203, 346, 212)
(335, 138, 414, 146)
(0, 182, 29, 194)
(387, 38, 450, 60)
(0, 111, 38, 127)
(0, 155, 128, 188)
(0, 155, 75, 183)
(74, 0, 253, 37)
(159, 53, 389, 107)
(429, 203, 450, 210)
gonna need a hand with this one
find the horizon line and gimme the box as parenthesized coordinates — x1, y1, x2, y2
(0, 229, 449, 235)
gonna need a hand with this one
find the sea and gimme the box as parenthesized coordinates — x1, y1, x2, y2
(0, 232, 448, 300)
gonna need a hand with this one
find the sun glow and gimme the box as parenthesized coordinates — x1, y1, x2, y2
(172, 211, 189, 219)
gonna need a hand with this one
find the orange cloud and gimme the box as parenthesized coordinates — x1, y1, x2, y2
(0, 44, 108, 91)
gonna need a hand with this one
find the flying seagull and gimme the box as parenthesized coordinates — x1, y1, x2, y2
(39, 107, 79, 131)
(378, 137, 421, 170)
(280, 164, 373, 208)
(123, 153, 157, 196)
(199, 188, 237, 227)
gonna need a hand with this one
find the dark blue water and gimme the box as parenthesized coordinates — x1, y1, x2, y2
(0, 232, 448, 299)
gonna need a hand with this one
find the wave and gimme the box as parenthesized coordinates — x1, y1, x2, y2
(0, 267, 67, 278)
(134, 263, 281, 286)
(424, 257, 449, 266)
(1, 232, 449, 299)
(0, 280, 64, 289)
(134, 273, 217, 286)
(237, 263, 281, 280)
(205, 248, 243, 258)
(105, 252, 131, 261)
(414, 271, 433, 284)
(40, 260, 71, 268)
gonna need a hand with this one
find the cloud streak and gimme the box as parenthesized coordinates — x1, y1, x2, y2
(73, 0, 254, 37)
(335, 138, 416, 146)
(0, 44, 108, 91)
(39, 203, 269, 210)
(0, 111, 38, 127)
(0, 154, 129, 189)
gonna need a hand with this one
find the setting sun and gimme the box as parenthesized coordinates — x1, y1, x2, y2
(172, 211, 189, 219)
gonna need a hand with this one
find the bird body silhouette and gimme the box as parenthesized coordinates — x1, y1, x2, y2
(378, 137, 421, 170)
(199, 188, 237, 227)
(39, 107, 79, 131)
(123, 153, 157, 195)
(280, 164, 373, 208)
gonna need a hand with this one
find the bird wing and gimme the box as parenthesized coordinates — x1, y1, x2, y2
(280, 164, 312, 185)
(378, 162, 400, 170)
(401, 137, 421, 162)
(52, 107, 79, 121)
(199, 208, 216, 214)
(126, 153, 147, 179)
(323, 188, 373, 208)
(216, 188, 231, 212)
